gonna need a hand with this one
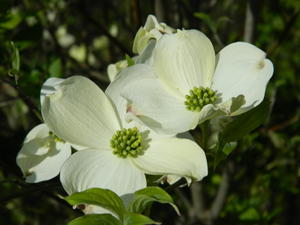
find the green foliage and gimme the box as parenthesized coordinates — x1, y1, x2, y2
(68, 214, 121, 225)
(219, 100, 270, 147)
(0, 1, 300, 225)
(128, 186, 179, 214)
(65, 187, 175, 225)
(65, 188, 125, 219)
(123, 212, 158, 225)
(9, 41, 20, 74)
(125, 54, 135, 67)
(48, 58, 62, 77)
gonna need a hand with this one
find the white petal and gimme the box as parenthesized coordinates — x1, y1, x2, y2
(106, 64, 200, 135)
(198, 104, 226, 124)
(70, 144, 87, 151)
(153, 29, 215, 98)
(135, 39, 156, 65)
(161, 175, 192, 186)
(107, 59, 129, 82)
(41, 76, 120, 149)
(60, 149, 146, 196)
(144, 15, 161, 31)
(216, 95, 246, 115)
(16, 124, 71, 183)
(81, 205, 112, 215)
(212, 42, 274, 114)
(132, 137, 208, 181)
(40, 77, 64, 106)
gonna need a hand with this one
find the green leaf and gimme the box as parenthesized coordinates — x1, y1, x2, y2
(128, 186, 179, 215)
(222, 142, 237, 155)
(65, 188, 125, 219)
(10, 41, 20, 73)
(213, 142, 237, 170)
(48, 58, 62, 77)
(193, 12, 216, 32)
(125, 54, 135, 67)
(0, 11, 23, 29)
(68, 214, 121, 225)
(219, 100, 270, 147)
(123, 212, 159, 225)
(239, 208, 260, 221)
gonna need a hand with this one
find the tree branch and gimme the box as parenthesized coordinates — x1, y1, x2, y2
(2, 77, 42, 123)
(243, 1, 254, 42)
(210, 167, 229, 219)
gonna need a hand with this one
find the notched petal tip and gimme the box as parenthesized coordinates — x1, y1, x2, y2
(46, 88, 63, 101)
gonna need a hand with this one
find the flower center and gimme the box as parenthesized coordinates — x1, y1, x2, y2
(110, 127, 144, 158)
(184, 87, 217, 112)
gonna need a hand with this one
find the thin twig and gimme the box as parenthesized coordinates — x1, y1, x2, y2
(191, 182, 205, 218)
(2, 77, 42, 122)
(243, 1, 254, 42)
(175, 189, 192, 210)
(210, 168, 229, 219)
(165, 178, 187, 192)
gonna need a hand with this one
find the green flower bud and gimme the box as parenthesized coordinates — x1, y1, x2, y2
(184, 87, 217, 112)
(110, 127, 144, 158)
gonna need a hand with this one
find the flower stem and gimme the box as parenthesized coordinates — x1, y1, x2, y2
(200, 121, 209, 150)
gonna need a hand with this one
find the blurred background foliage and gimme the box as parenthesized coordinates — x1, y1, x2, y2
(0, 0, 299, 224)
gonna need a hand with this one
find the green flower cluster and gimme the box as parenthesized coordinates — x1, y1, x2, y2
(184, 87, 217, 112)
(110, 127, 144, 158)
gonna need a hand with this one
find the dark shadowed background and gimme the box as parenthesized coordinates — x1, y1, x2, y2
(0, 0, 299, 224)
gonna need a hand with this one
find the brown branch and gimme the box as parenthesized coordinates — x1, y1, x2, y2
(268, 111, 300, 132)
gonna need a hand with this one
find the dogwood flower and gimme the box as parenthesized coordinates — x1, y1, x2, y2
(110, 29, 274, 135)
(133, 14, 174, 54)
(41, 76, 207, 204)
(16, 123, 71, 183)
(107, 15, 175, 82)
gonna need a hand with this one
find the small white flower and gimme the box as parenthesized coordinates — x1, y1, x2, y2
(41, 76, 207, 206)
(107, 40, 156, 82)
(16, 123, 71, 183)
(108, 15, 174, 82)
(111, 29, 274, 135)
(133, 15, 175, 54)
(107, 59, 130, 82)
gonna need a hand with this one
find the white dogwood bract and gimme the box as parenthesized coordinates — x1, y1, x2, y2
(41, 76, 208, 208)
(16, 123, 71, 183)
(112, 29, 273, 135)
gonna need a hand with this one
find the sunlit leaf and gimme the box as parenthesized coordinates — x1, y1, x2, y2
(123, 212, 159, 225)
(65, 188, 125, 219)
(125, 54, 135, 67)
(68, 214, 121, 225)
(219, 100, 270, 147)
(10, 41, 20, 73)
(128, 187, 179, 215)
(48, 58, 62, 77)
